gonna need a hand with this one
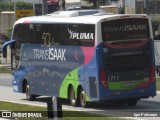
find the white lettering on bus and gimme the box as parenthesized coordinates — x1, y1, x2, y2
(104, 24, 147, 32)
(68, 29, 94, 39)
(33, 48, 66, 61)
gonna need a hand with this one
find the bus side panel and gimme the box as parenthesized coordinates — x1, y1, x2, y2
(19, 44, 85, 97)
(12, 43, 100, 102)
(59, 46, 100, 102)
(78, 47, 100, 102)
(59, 68, 80, 99)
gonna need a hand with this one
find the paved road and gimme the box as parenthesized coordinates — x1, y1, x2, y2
(0, 86, 160, 120)
(0, 73, 12, 87)
(0, 73, 160, 120)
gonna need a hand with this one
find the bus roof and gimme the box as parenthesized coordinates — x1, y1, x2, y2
(14, 10, 149, 25)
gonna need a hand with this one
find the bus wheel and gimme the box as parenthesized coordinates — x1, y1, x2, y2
(69, 86, 78, 107)
(80, 88, 88, 108)
(128, 100, 138, 106)
(25, 84, 36, 101)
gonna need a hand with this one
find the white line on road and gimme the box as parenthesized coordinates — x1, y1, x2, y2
(157, 91, 160, 95)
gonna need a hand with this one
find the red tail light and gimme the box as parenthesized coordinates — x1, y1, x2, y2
(150, 65, 156, 83)
(100, 68, 108, 87)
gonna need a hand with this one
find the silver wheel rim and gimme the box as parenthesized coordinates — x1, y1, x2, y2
(26, 85, 30, 99)
(80, 91, 86, 106)
(70, 88, 76, 104)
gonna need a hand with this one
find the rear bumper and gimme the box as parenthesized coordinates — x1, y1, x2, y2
(99, 82, 156, 101)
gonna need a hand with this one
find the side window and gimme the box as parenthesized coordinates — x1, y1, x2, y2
(57, 24, 95, 46)
(35, 24, 44, 44)
(67, 24, 80, 45)
(57, 24, 72, 45)
(12, 23, 95, 47)
(12, 24, 36, 44)
(12, 24, 21, 69)
(19, 24, 32, 43)
(43, 24, 59, 46)
(76, 24, 95, 47)
(12, 24, 21, 46)
(29, 24, 36, 44)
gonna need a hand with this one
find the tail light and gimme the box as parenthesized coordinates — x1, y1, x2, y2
(100, 68, 108, 87)
(150, 65, 156, 83)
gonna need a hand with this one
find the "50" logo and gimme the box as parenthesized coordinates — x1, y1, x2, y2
(41, 33, 53, 47)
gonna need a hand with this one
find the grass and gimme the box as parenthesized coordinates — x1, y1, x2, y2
(0, 101, 46, 111)
(0, 41, 5, 45)
(0, 101, 124, 120)
(156, 77, 160, 91)
(0, 66, 11, 73)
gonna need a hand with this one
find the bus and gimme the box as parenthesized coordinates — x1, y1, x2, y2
(4, 10, 156, 107)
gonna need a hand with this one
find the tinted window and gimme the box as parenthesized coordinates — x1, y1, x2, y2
(13, 23, 95, 47)
(101, 18, 150, 42)
(13, 24, 38, 44)
(56, 24, 95, 46)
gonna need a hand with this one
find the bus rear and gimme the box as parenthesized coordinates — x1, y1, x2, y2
(97, 15, 156, 105)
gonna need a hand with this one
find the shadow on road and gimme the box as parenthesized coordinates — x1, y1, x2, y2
(21, 96, 160, 112)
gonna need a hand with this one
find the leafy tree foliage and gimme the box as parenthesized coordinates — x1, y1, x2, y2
(16, 1, 33, 10)
(0, 1, 33, 12)
(0, 2, 14, 12)
(0, 1, 33, 39)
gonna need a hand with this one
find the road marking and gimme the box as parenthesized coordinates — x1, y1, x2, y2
(157, 91, 160, 95)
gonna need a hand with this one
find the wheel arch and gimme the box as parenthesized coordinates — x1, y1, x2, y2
(68, 84, 83, 98)
(22, 79, 28, 93)
(67, 84, 73, 99)
(77, 85, 83, 97)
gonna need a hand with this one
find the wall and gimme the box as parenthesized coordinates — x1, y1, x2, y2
(0, 11, 14, 63)
(0, 11, 14, 34)
(1, 0, 41, 4)
(99, 5, 119, 14)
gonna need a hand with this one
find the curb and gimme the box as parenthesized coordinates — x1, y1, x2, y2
(157, 91, 160, 94)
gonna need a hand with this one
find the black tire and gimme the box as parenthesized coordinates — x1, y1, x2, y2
(128, 100, 138, 106)
(79, 88, 89, 108)
(25, 83, 36, 101)
(69, 86, 78, 107)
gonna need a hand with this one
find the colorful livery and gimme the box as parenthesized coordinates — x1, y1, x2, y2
(8, 10, 156, 107)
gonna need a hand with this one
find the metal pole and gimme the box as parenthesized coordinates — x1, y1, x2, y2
(14, 0, 16, 21)
(52, 97, 62, 119)
(52, 97, 58, 120)
(42, 0, 48, 15)
(144, 0, 146, 8)
(143, 0, 146, 14)
(33, 0, 35, 16)
(47, 96, 62, 119)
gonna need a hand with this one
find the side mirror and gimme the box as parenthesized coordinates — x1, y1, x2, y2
(0, 45, 7, 58)
(0, 46, 2, 57)
(3, 47, 7, 58)
(2, 40, 15, 58)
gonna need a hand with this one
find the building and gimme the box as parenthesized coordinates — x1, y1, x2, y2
(0, 0, 41, 4)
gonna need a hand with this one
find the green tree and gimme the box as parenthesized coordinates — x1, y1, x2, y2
(0, 2, 14, 12)
(0, 1, 33, 12)
(16, 1, 33, 10)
